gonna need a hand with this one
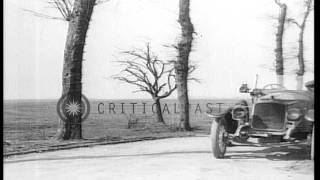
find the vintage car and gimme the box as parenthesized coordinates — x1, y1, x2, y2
(208, 81, 314, 159)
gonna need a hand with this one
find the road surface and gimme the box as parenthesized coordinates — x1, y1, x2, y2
(4, 136, 314, 180)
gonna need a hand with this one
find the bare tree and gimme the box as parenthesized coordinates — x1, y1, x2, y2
(41, 0, 98, 140)
(274, 0, 287, 86)
(113, 43, 179, 123)
(176, 0, 194, 131)
(287, 0, 313, 90)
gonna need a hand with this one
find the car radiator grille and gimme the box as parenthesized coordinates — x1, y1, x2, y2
(252, 103, 285, 130)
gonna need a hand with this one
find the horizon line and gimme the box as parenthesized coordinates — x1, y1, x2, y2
(3, 97, 246, 101)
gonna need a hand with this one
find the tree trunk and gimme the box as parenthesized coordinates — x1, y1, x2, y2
(274, 2, 286, 86)
(296, 28, 305, 90)
(296, 0, 312, 90)
(176, 0, 194, 131)
(58, 0, 96, 140)
(154, 98, 165, 123)
(296, 75, 304, 90)
(277, 75, 284, 87)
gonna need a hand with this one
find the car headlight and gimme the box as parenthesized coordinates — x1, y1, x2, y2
(287, 108, 302, 120)
(232, 106, 247, 120)
(305, 109, 314, 122)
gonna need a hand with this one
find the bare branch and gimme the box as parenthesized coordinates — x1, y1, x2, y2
(157, 62, 166, 78)
(24, 0, 108, 22)
(167, 68, 176, 91)
(188, 64, 196, 74)
(22, 9, 65, 21)
(158, 85, 177, 99)
(113, 43, 183, 100)
(61, 0, 72, 16)
(122, 51, 148, 61)
(286, 18, 301, 28)
(52, 0, 70, 20)
(113, 76, 149, 91)
(274, 0, 284, 6)
(96, 0, 110, 5)
(265, 15, 279, 20)
(187, 77, 201, 83)
(163, 44, 179, 50)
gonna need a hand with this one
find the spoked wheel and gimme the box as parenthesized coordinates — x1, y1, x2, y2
(210, 118, 227, 158)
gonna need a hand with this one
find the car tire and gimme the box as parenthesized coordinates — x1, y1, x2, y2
(210, 118, 227, 158)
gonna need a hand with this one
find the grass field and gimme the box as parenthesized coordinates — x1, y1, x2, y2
(3, 99, 242, 154)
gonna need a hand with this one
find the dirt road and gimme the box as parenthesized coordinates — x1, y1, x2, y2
(4, 136, 313, 180)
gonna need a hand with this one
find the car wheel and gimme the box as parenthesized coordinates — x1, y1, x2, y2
(210, 118, 227, 158)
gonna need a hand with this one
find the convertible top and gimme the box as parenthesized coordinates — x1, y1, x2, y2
(260, 90, 314, 101)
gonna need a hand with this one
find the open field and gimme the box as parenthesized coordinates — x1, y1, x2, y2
(3, 99, 244, 154)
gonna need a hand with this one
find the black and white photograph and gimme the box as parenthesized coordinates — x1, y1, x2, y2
(3, 0, 314, 179)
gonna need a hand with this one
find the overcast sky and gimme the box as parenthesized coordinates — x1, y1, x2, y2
(4, 0, 314, 100)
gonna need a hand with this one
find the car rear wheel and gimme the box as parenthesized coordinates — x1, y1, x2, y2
(210, 118, 227, 158)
